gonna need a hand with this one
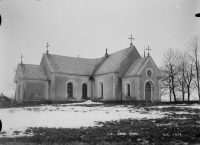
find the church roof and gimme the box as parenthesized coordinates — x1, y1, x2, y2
(42, 46, 134, 76)
(43, 54, 104, 75)
(94, 47, 132, 75)
(19, 64, 48, 80)
(123, 56, 162, 78)
(123, 57, 148, 77)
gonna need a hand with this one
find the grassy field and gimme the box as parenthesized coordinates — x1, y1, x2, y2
(0, 102, 200, 144)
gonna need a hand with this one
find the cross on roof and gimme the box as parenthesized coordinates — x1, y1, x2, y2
(21, 54, 23, 64)
(146, 46, 151, 56)
(46, 42, 49, 54)
(128, 35, 134, 46)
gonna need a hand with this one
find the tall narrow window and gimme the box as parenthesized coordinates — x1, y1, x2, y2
(82, 84, 87, 99)
(99, 82, 103, 98)
(101, 83, 103, 98)
(67, 83, 73, 97)
(127, 83, 130, 96)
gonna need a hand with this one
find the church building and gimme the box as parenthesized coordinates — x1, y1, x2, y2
(15, 39, 162, 104)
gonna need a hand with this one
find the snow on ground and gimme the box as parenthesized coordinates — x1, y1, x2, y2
(0, 101, 167, 138)
(153, 103, 200, 109)
(0, 101, 200, 138)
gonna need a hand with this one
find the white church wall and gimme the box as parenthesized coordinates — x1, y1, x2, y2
(25, 79, 48, 100)
(93, 73, 114, 101)
(135, 77, 141, 100)
(122, 77, 136, 101)
(113, 74, 122, 102)
(16, 72, 25, 103)
(54, 73, 90, 101)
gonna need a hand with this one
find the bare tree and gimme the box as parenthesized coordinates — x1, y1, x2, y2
(8, 68, 17, 91)
(184, 63, 195, 101)
(160, 67, 172, 102)
(177, 51, 187, 101)
(176, 51, 195, 101)
(186, 36, 200, 102)
(161, 48, 180, 102)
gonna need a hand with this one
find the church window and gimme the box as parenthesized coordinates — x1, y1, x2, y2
(99, 81, 103, 98)
(146, 69, 152, 77)
(126, 83, 131, 96)
(67, 83, 73, 97)
(82, 84, 87, 99)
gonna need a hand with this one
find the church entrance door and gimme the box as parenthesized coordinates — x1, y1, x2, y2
(82, 84, 87, 99)
(145, 82, 152, 101)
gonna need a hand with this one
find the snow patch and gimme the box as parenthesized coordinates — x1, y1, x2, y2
(0, 104, 166, 138)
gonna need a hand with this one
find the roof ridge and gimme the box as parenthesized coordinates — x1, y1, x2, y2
(121, 56, 142, 78)
(47, 53, 98, 60)
(44, 48, 131, 61)
(42, 54, 54, 73)
(122, 56, 148, 78)
(114, 47, 132, 73)
(46, 54, 60, 73)
(135, 57, 149, 75)
(91, 57, 107, 75)
(18, 63, 42, 66)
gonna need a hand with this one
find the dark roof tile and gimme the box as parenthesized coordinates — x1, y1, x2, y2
(94, 47, 131, 75)
(21, 64, 48, 80)
(123, 57, 148, 77)
(44, 54, 104, 75)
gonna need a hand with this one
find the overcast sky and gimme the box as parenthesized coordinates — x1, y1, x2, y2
(0, 0, 199, 97)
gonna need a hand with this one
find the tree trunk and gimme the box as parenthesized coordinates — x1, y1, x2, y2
(195, 56, 200, 103)
(198, 90, 200, 104)
(182, 84, 185, 102)
(187, 86, 190, 101)
(171, 78, 176, 102)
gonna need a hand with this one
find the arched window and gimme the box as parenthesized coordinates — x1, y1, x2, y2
(99, 81, 103, 98)
(145, 82, 152, 101)
(67, 83, 73, 97)
(82, 84, 87, 99)
(126, 83, 130, 96)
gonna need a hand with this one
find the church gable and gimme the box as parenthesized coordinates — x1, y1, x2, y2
(94, 45, 141, 76)
(15, 64, 24, 82)
(116, 45, 141, 77)
(123, 56, 161, 78)
(137, 56, 162, 77)
(40, 54, 53, 78)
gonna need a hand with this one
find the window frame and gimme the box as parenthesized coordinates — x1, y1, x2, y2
(126, 83, 131, 97)
(146, 68, 153, 78)
(82, 83, 87, 99)
(67, 82, 73, 97)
